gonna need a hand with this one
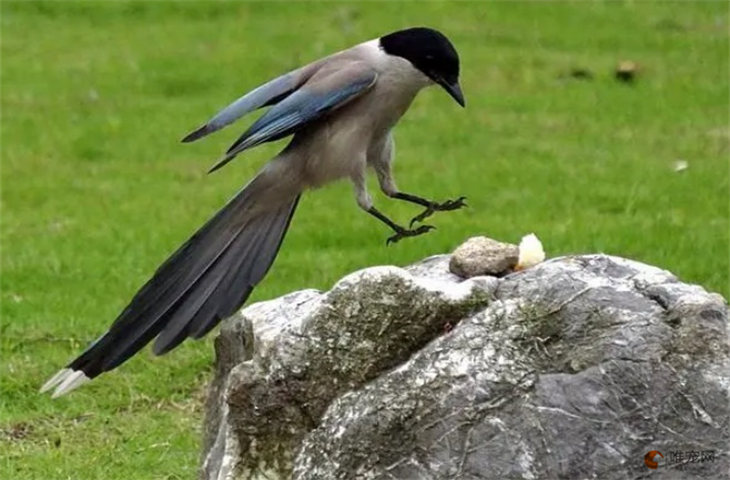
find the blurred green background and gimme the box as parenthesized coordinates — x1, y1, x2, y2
(2, 1, 727, 479)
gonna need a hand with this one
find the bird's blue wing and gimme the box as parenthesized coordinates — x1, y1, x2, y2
(182, 61, 323, 143)
(208, 63, 377, 173)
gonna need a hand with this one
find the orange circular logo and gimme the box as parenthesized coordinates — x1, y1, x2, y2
(644, 450, 663, 469)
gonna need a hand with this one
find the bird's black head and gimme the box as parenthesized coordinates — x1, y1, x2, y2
(380, 27, 465, 107)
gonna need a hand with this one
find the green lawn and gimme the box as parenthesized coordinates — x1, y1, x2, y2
(2, 1, 727, 478)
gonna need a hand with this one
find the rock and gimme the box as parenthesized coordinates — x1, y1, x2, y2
(201, 256, 496, 480)
(201, 252, 729, 480)
(616, 60, 638, 82)
(449, 236, 519, 278)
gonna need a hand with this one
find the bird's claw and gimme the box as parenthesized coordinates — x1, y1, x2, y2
(386, 224, 435, 245)
(409, 206, 435, 228)
(410, 196, 468, 227)
(440, 196, 468, 211)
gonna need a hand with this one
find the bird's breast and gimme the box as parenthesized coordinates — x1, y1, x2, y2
(290, 76, 423, 188)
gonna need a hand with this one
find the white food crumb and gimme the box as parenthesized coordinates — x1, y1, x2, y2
(516, 233, 545, 270)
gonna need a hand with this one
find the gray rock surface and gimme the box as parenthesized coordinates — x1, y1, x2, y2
(201, 252, 729, 480)
(449, 236, 518, 278)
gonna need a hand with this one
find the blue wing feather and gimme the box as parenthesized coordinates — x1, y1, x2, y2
(182, 62, 322, 143)
(207, 67, 377, 173)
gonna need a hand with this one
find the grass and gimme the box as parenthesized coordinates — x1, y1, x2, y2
(1, 1, 727, 478)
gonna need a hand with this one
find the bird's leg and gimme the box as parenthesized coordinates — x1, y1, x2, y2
(372, 148, 466, 228)
(366, 206, 435, 245)
(352, 167, 433, 245)
(390, 192, 468, 227)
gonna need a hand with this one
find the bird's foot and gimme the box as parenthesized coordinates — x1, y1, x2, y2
(410, 196, 467, 227)
(386, 224, 435, 245)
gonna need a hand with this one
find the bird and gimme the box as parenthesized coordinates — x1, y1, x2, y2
(41, 26, 467, 398)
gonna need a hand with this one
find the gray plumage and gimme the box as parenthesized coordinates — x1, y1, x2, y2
(43, 27, 465, 397)
(181, 62, 322, 143)
(209, 61, 378, 173)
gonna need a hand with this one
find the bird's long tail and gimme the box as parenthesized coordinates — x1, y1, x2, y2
(41, 172, 300, 397)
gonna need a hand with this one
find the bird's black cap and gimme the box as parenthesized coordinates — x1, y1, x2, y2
(380, 27, 464, 106)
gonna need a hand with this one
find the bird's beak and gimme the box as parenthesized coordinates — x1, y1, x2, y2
(438, 78, 466, 107)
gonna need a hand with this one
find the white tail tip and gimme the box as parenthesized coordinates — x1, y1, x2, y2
(50, 370, 90, 398)
(40, 368, 72, 393)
